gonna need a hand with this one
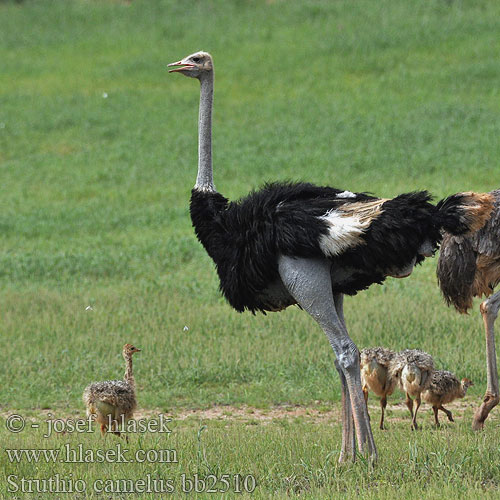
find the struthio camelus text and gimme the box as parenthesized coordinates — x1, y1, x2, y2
(83, 344, 141, 438)
(390, 349, 434, 430)
(438, 190, 500, 429)
(168, 51, 493, 461)
(422, 370, 473, 426)
(360, 347, 397, 430)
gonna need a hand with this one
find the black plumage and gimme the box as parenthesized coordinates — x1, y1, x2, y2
(191, 181, 486, 314)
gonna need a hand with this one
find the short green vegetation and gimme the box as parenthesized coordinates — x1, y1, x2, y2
(1, 1, 500, 498)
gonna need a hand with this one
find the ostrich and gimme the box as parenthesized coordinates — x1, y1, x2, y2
(83, 344, 141, 438)
(389, 349, 435, 430)
(360, 347, 397, 430)
(437, 190, 500, 430)
(422, 370, 474, 426)
(168, 51, 493, 461)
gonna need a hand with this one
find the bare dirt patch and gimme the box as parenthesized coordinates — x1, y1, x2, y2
(1, 398, 495, 426)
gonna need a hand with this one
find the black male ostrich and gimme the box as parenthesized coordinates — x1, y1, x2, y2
(437, 190, 500, 430)
(168, 51, 494, 461)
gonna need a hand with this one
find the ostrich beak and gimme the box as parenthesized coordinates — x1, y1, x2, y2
(393, 271, 412, 279)
(167, 60, 195, 73)
(388, 256, 417, 279)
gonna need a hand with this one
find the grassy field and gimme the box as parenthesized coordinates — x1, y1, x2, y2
(1, 0, 500, 498)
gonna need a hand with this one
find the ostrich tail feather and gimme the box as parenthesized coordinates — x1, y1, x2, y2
(436, 192, 494, 236)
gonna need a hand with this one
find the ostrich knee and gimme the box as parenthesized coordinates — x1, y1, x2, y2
(481, 295, 500, 321)
(336, 341, 360, 374)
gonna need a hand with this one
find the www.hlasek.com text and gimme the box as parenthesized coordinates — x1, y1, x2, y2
(6, 443, 177, 464)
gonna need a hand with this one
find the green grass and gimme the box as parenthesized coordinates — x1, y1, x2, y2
(1, 410, 500, 499)
(1, 0, 500, 498)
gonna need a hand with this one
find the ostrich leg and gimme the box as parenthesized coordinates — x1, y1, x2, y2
(432, 406, 440, 426)
(278, 256, 377, 462)
(439, 405, 454, 422)
(405, 393, 415, 429)
(334, 359, 356, 462)
(333, 294, 356, 462)
(379, 396, 388, 430)
(473, 291, 500, 430)
(413, 394, 422, 430)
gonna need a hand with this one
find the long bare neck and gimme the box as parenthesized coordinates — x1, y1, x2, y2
(124, 354, 135, 387)
(195, 72, 215, 192)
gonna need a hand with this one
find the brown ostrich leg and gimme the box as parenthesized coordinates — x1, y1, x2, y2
(473, 291, 500, 430)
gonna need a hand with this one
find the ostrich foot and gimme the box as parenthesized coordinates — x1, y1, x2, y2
(472, 392, 500, 430)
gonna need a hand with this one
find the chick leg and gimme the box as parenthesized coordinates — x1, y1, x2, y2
(412, 394, 422, 430)
(432, 406, 440, 427)
(405, 393, 415, 429)
(380, 396, 387, 430)
(439, 405, 454, 422)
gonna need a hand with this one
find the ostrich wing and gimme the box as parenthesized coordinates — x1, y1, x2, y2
(473, 190, 500, 257)
(428, 370, 460, 396)
(361, 347, 396, 368)
(84, 380, 135, 411)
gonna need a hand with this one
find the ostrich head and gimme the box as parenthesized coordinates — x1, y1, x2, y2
(461, 378, 474, 390)
(168, 51, 213, 79)
(386, 238, 436, 279)
(122, 344, 141, 359)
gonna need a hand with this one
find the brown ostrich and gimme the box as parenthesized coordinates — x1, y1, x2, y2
(422, 370, 474, 426)
(360, 347, 398, 430)
(83, 344, 141, 437)
(389, 349, 435, 430)
(437, 190, 500, 430)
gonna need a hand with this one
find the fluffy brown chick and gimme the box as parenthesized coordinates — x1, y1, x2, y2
(360, 347, 397, 430)
(389, 349, 435, 430)
(422, 370, 473, 426)
(83, 344, 141, 438)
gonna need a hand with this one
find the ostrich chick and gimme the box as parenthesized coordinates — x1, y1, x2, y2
(422, 370, 474, 426)
(83, 344, 141, 437)
(360, 347, 397, 430)
(390, 349, 434, 430)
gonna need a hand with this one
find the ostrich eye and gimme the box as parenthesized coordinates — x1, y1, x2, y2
(192, 57, 201, 63)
